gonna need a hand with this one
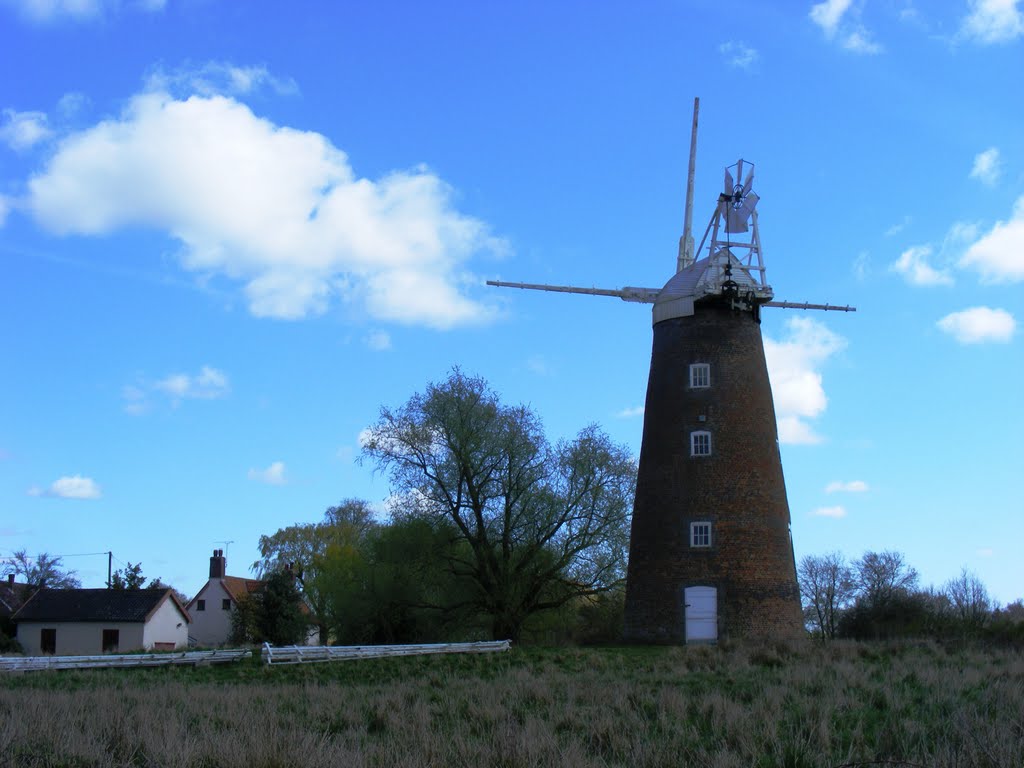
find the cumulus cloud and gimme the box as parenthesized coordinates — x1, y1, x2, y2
(1, 109, 53, 151)
(248, 461, 287, 485)
(28, 474, 102, 499)
(961, 0, 1024, 43)
(718, 41, 759, 69)
(937, 306, 1016, 343)
(813, 505, 847, 519)
(890, 245, 954, 286)
(764, 317, 847, 445)
(959, 196, 1024, 283)
(825, 480, 869, 493)
(970, 147, 1002, 185)
(809, 0, 882, 53)
(26, 87, 505, 328)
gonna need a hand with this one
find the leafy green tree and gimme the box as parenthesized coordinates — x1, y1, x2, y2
(110, 562, 146, 590)
(253, 499, 378, 643)
(3, 550, 81, 589)
(362, 370, 636, 642)
(229, 570, 307, 646)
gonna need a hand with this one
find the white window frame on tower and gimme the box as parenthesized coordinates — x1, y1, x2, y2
(690, 430, 711, 457)
(690, 521, 712, 548)
(689, 363, 710, 389)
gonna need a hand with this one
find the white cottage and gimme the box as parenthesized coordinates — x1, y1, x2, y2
(186, 549, 263, 647)
(13, 588, 190, 655)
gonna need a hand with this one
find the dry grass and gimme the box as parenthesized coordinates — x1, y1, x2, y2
(1, 640, 1021, 767)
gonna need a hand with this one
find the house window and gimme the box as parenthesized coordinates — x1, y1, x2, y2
(222, 599, 231, 611)
(689, 363, 710, 388)
(690, 431, 712, 457)
(102, 629, 120, 652)
(690, 522, 712, 548)
(41, 628, 56, 654)
(197, 599, 206, 611)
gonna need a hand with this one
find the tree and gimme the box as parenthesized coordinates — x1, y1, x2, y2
(797, 552, 855, 639)
(254, 499, 378, 643)
(853, 550, 919, 609)
(110, 562, 146, 590)
(944, 568, 991, 629)
(2, 550, 81, 590)
(362, 370, 636, 642)
(230, 570, 307, 646)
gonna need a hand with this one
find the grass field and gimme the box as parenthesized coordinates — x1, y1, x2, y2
(1, 640, 1021, 767)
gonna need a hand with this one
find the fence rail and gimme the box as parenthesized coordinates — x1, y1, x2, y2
(261, 640, 511, 665)
(0, 648, 251, 673)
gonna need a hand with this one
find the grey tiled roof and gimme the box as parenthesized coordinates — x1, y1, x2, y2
(13, 588, 184, 623)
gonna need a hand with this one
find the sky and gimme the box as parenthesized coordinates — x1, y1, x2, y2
(1, 0, 1021, 606)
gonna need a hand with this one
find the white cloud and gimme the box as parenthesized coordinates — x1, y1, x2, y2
(365, 330, 392, 350)
(959, 196, 1024, 283)
(885, 216, 911, 237)
(7, 0, 164, 22)
(825, 480, 869, 493)
(146, 62, 298, 98)
(937, 306, 1016, 344)
(26, 88, 504, 328)
(764, 317, 846, 445)
(155, 366, 230, 401)
(809, 0, 853, 36)
(890, 245, 954, 286)
(961, 0, 1024, 43)
(969, 147, 1002, 185)
(976, 547, 995, 557)
(809, 0, 882, 53)
(526, 355, 552, 376)
(852, 252, 870, 280)
(28, 474, 102, 499)
(57, 92, 90, 118)
(0, 195, 8, 227)
(813, 505, 847, 519)
(124, 366, 229, 412)
(1, 109, 53, 151)
(842, 28, 883, 53)
(718, 41, 759, 69)
(248, 461, 287, 485)
(617, 405, 645, 419)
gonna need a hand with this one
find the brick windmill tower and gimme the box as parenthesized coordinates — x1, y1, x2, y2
(489, 99, 854, 643)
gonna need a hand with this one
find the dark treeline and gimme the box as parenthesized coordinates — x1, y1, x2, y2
(798, 550, 1023, 644)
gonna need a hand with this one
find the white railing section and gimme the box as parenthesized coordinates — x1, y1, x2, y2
(0, 648, 251, 673)
(261, 640, 511, 665)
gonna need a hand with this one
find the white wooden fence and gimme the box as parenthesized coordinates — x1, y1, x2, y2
(0, 648, 251, 673)
(261, 640, 511, 665)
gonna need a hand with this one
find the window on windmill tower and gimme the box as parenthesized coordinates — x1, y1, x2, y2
(690, 430, 712, 457)
(690, 521, 712, 548)
(689, 363, 710, 388)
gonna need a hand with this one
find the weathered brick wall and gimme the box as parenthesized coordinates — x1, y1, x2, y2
(624, 301, 804, 643)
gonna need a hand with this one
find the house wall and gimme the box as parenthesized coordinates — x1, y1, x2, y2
(187, 580, 235, 646)
(16, 621, 145, 656)
(142, 598, 189, 650)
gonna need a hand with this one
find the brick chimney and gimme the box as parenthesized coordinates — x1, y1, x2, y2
(209, 549, 226, 579)
(6, 573, 13, 586)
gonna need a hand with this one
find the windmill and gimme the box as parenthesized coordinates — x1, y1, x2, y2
(488, 98, 855, 643)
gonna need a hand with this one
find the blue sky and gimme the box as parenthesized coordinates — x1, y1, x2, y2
(1, 0, 1021, 605)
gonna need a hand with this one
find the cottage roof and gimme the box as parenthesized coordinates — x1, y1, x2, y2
(220, 576, 263, 603)
(12, 588, 190, 624)
(0, 580, 31, 618)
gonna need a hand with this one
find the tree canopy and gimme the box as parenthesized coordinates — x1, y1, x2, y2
(2, 550, 81, 590)
(361, 369, 636, 642)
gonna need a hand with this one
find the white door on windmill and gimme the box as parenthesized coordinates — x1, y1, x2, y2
(684, 586, 718, 643)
